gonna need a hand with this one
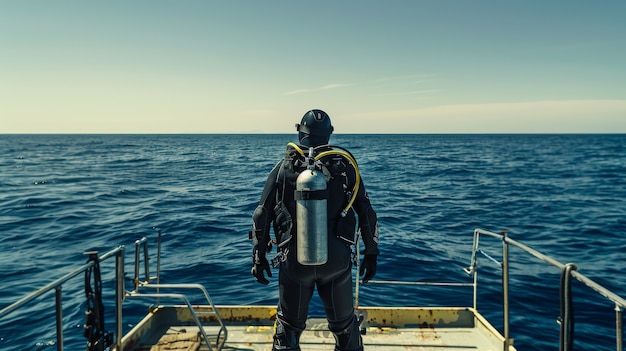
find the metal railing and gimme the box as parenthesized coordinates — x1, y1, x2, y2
(0, 246, 126, 351)
(125, 232, 227, 351)
(0, 230, 227, 351)
(4, 228, 623, 351)
(355, 228, 625, 351)
(465, 228, 625, 351)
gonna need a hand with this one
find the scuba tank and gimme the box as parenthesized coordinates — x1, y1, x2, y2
(288, 142, 361, 265)
(295, 147, 328, 265)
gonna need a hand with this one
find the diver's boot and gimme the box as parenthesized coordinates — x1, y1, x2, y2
(272, 318, 303, 351)
(330, 315, 363, 351)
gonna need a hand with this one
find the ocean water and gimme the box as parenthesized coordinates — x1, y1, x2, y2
(0, 134, 624, 351)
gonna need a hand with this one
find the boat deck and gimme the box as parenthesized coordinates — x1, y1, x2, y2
(121, 305, 515, 351)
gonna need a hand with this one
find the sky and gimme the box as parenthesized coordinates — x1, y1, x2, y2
(2, 1, 626, 134)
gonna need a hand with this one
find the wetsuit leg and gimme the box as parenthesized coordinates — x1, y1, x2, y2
(275, 239, 357, 350)
(273, 311, 304, 351)
(273, 265, 315, 351)
(317, 265, 363, 351)
(328, 314, 363, 351)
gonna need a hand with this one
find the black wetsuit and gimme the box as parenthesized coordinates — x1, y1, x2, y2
(251, 144, 379, 351)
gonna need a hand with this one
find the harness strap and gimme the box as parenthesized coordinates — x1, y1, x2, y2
(295, 189, 328, 200)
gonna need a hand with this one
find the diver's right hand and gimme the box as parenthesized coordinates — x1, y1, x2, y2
(251, 249, 272, 285)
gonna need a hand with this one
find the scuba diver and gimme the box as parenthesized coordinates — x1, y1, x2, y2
(250, 109, 379, 351)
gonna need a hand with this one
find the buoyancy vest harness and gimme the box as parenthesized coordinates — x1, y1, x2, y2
(287, 142, 360, 217)
(280, 143, 361, 265)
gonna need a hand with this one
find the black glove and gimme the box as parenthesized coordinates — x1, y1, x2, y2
(359, 254, 377, 283)
(251, 248, 272, 285)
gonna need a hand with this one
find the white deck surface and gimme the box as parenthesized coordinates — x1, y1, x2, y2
(122, 306, 516, 351)
(211, 321, 505, 350)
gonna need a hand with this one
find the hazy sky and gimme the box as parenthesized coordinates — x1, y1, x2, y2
(2, 1, 625, 134)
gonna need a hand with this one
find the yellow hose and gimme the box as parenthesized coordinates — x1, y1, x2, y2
(315, 150, 360, 216)
(287, 142, 305, 156)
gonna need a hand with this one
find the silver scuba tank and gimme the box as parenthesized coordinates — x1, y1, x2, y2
(295, 149, 328, 265)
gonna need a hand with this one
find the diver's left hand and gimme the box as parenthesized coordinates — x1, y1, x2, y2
(251, 248, 272, 285)
(359, 254, 377, 283)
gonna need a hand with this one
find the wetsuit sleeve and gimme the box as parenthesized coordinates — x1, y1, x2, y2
(251, 163, 280, 254)
(353, 178, 379, 255)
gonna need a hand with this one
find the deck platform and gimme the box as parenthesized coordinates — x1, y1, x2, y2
(121, 305, 515, 351)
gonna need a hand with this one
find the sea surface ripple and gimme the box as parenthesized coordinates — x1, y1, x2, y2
(1, 134, 625, 351)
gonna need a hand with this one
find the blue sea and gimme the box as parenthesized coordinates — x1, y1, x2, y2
(1, 134, 624, 351)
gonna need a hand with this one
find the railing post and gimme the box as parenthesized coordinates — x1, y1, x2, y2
(134, 240, 141, 291)
(116, 246, 125, 351)
(501, 230, 511, 351)
(157, 230, 162, 285)
(465, 229, 481, 311)
(55, 286, 64, 351)
(617, 304, 623, 351)
(474, 229, 479, 311)
(143, 239, 150, 283)
(472, 264, 478, 310)
(157, 230, 162, 303)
